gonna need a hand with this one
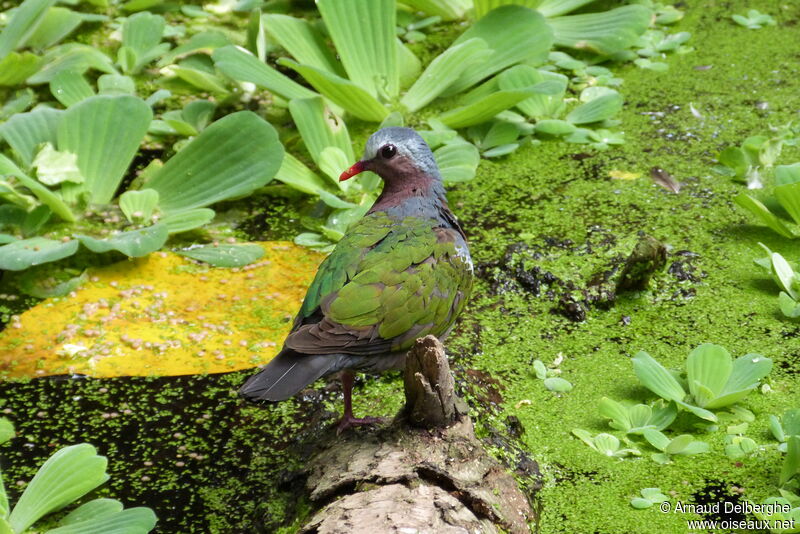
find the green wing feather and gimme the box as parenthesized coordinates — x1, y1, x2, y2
(290, 212, 472, 355)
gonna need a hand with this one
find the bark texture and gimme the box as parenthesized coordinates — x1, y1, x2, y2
(299, 336, 536, 534)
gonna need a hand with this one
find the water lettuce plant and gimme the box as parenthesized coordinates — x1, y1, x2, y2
(753, 245, 800, 318)
(630, 487, 669, 510)
(0, 418, 156, 533)
(632, 344, 772, 422)
(570, 429, 640, 458)
(642, 429, 709, 464)
(735, 164, 800, 239)
(732, 9, 776, 30)
(0, 94, 283, 277)
(771, 409, 800, 453)
(598, 397, 677, 435)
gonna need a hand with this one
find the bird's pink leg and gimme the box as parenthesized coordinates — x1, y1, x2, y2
(337, 370, 383, 433)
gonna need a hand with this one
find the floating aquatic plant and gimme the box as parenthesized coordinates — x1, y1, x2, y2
(754, 245, 800, 318)
(732, 9, 776, 30)
(0, 93, 283, 280)
(598, 397, 677, 435)
(632, 344, 772, 422)
(771, 409, 800, 453)
(0, 420, 156, 533)
(630, 487, 669, 509)
(571, 429, 641, 458)
(642, 429, 709, 464)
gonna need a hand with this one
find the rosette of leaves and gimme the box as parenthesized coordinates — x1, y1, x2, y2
(213, 0, 559, 129)
(571, 429, 640, 458)
(0, 418, 156, 533)
(0, 0, 110, 88)
(715, 123, 800, 190)
(632, 344, 772, 423)
(405, 0, 653, 56)
(598, 397, 677, 435)
(735, 163, 800, 240)
(0, 94, 283, 277)
(642, 429, 709, 464)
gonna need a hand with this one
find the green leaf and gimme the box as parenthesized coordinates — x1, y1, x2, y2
(734, 193, 795, 239)
(279, 59, 389, 122)
(445, 6, 553, 95)
(47, 507, 157, 533)
(0, 418, 14, 444)
(770, 252, 797, 298)
(566, 92, 623, 125)
(543, 377, 573, 392)
(536, 0, 597, 17)
(397, 39, 421, 90)
(713, 353, 772, 401)
(32, 143, 83, 186)
(176, 243, 264, 267)
(632, 351, 686, 402)
(497, 65, 567, 119)
(8, 444, 109, 533)
(0, 237, 78, 270)
(664, 434, 694, 454)
(97, 74, 136, 95)
(289, 97, 354, 169)
(0, 155, 74, 222)
(318, 147, 351, 186)
(775, 182, 800, 226)
(686, 344, 732, 402)
(119, 189, 159, 223)
(274, 153, 332, 196)
(781, 436, 800, 486)
(317, 0, 398, 98)
(439, 88, 541, 128)
(434, 140, 480, 183)
(630, 497, 652, 509)
(401, 0, 470, 20)
(598, 397, 631, 431)
(159, 31, 231, 66)
(28, 44, 116, 85)
(171, 65, 229, 94)
(547, 5, 652, 55)
(717, 146, 748, 179)
(21, 6, 85, 50)
(57, 95, 151, 204)
(0, 107, 62, 167)
(58, 498, 122, 525)
(245, 9, 266, 61)
(0, 52, 43, 86)
(147, 112, 283, 213)
(264, 14, 343, 76)
(776, 163, 800, 186)
(76, 224, 168, 257)
(777, 295, 800, 324)
(640, 488, 668, 503)
(643, 429, 670, 451)
(50, 70, 95, 107)
(21, 205, 51, 237)
(0, 0, 55, 59)
(159, 208, 215, 234)
(472, 0, 537, 20)
(675, 400, 717, 422)
(534, 119, 577, 136)
(401, 38, 490, 112)
(212, 45, 316, 101)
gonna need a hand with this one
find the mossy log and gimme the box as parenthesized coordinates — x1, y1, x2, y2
(299, 336, 535, 534)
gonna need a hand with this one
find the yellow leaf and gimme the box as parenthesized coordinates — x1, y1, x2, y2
(0, 242, 323, 379)
(609, 169, 641, 180)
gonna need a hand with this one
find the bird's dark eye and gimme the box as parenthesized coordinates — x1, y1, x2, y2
(380, 144, 397, 159)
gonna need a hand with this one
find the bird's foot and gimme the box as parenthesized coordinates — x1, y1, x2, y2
(336, 414, 385, 434)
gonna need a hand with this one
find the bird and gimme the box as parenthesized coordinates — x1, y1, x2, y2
(239, 127, 473, 432)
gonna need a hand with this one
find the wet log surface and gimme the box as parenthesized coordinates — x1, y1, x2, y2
(300, 336, 536, 534)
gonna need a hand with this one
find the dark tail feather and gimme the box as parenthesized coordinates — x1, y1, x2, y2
(239, 350, 337, 401)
